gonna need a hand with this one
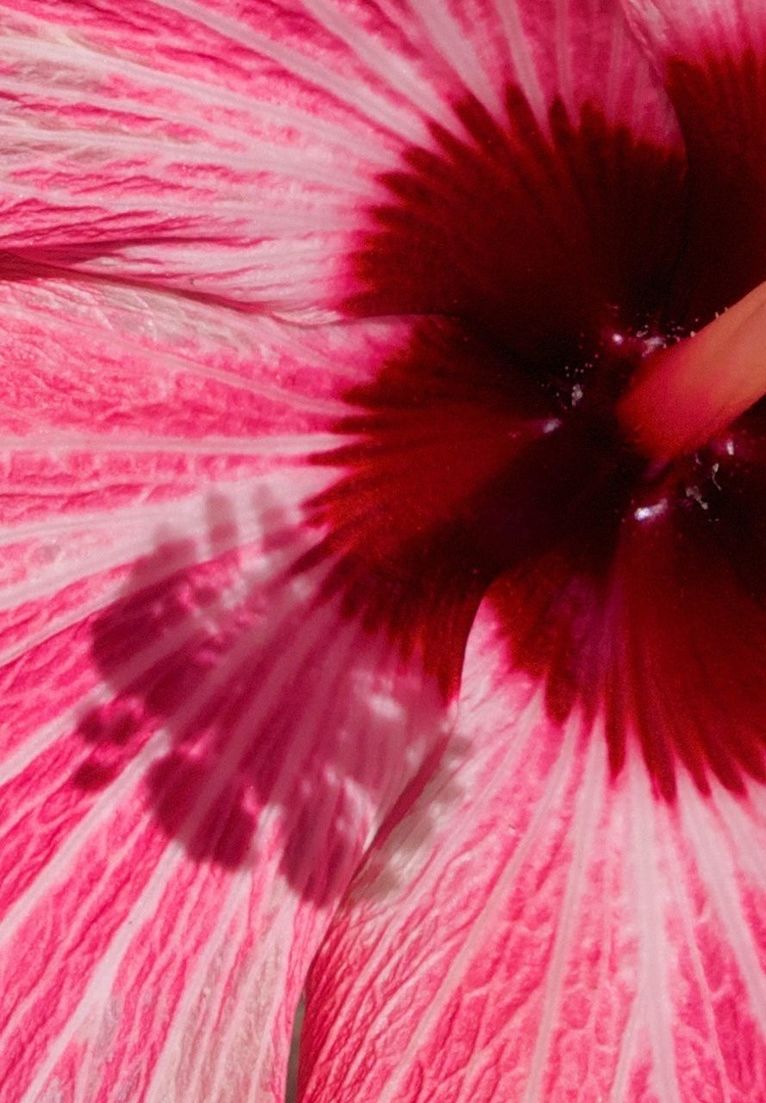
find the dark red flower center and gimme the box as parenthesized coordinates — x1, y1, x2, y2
(305, 71, 766, 801)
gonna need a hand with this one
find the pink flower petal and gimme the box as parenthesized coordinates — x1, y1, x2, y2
(0, 277, 451, 1101)
(300, 606, 766, 1102)
(0, 0, 425, 312)
(0, 0, 680, 319)
(621, 0, 766, 322)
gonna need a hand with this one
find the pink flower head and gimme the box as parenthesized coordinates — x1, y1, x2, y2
(2, 1, 766, 1100)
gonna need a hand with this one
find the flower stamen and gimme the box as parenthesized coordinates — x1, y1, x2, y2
(619, 280, 766, 461)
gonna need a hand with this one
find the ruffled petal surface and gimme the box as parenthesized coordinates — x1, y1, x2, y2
(0, 0, 423, 311)
(0, 277, 452, 1103)
(299, 606, 766, 1103)
(0, 0, 682, 323)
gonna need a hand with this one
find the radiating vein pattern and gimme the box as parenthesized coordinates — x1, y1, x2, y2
(2, 2, 766, 1102)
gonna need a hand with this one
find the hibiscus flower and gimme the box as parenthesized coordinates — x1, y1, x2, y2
(2, 0, 766, 1100)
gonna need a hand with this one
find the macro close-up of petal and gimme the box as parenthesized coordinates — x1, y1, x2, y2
(2, 1, 766, 1102)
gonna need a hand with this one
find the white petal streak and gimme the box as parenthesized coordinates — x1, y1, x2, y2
(0, 433, 337, 457)
(661, 826, 732, 1103)
(627, 764, 682, 1103)
(680, 780, 766, 1027)
(488, 0, 545, 117)
(296, 0, 450, 124)
(393, 0, 505, 118)
(520, 733, 607, 1103)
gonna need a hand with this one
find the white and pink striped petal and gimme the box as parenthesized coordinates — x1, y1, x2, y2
(0, 0, 682, 318)
(0, 276, 452, 1102)
(299, 606, 766, 1102)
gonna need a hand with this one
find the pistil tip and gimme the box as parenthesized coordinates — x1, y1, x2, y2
(618, 281, 766, 462)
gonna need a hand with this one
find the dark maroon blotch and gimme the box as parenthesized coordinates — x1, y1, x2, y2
(310, 83, 766, 799)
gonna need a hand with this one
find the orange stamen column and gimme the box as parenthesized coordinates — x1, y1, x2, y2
(618, 282, 766, 462)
